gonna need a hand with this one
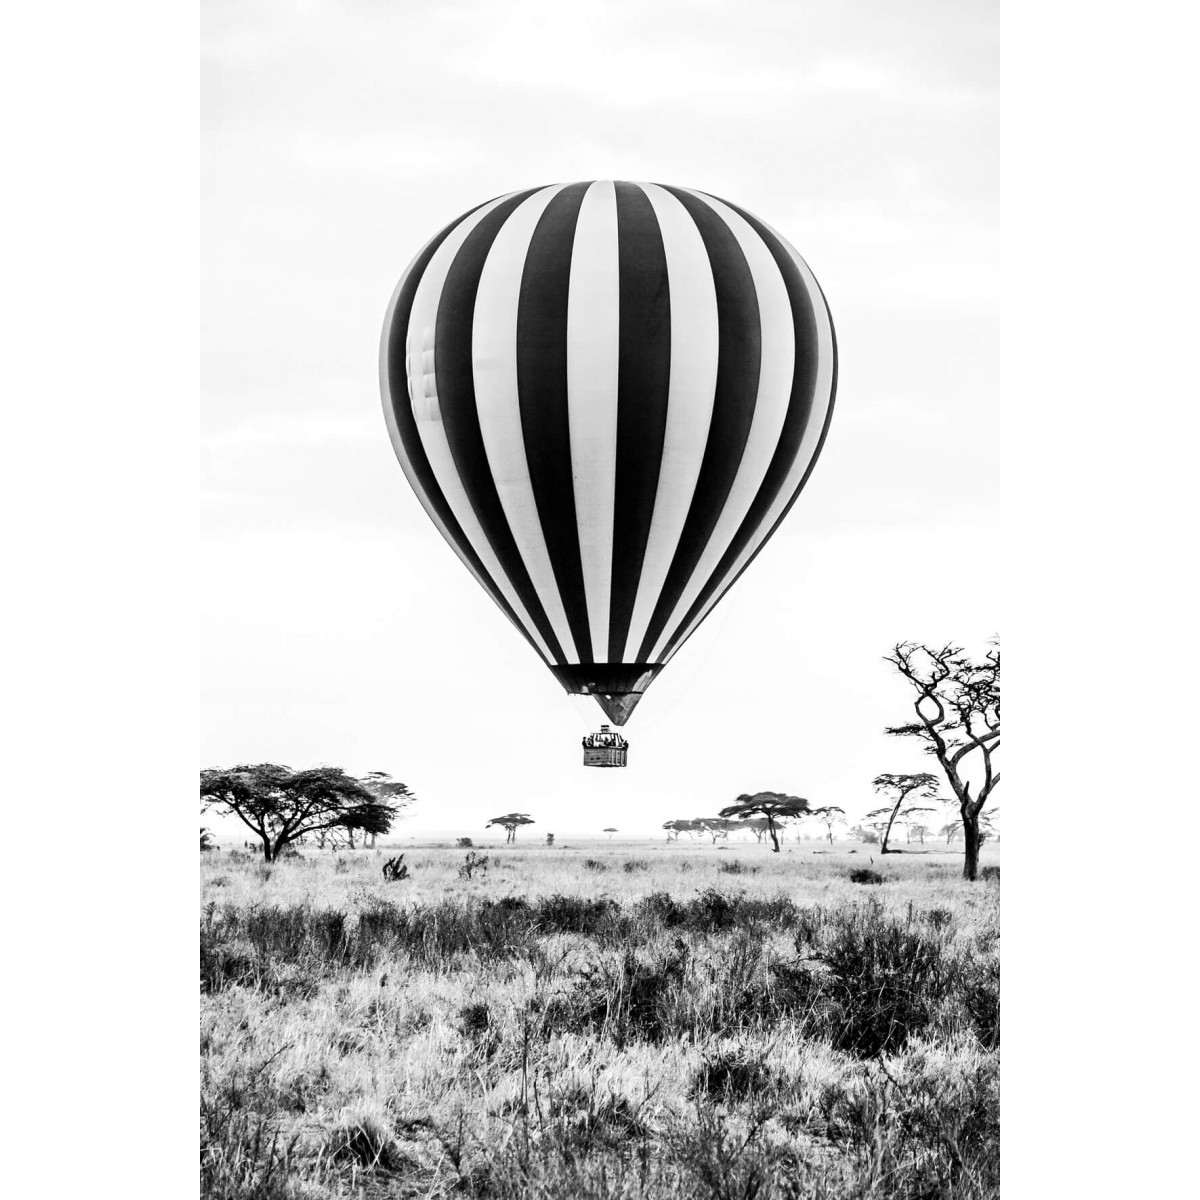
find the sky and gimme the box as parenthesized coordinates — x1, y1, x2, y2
(200, 0, 999, 840)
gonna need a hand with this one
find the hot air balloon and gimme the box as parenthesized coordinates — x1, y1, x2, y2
(379, 181, 836, 740)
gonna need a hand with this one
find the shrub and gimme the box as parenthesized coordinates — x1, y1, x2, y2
(327, 1110, 405, 1171)
(623, 859, 650, 873)
(981, 864, 1000, 883)
(816, 901, 953, 1056)
(958, 955, 1001, 1049)
(535, 894, 621, 937)
(691, 1050, 773, 1102)
(717, 860, 760, 875)
(459, 852, 489, 880)
(458, 1001, 491, 1038)
(848, 868, 884, 885)
(634, 890, 800, 935)
(583, 858, 608, 872)
(456, 837, 474, 848)
(545, 944, 689, 1047)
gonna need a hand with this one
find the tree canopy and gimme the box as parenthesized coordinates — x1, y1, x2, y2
(719, 791, 809, 853)
(487, 813, 535, 844)
(200, 764, 412, 861)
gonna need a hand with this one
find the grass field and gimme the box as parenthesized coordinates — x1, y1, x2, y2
(200, 840, 999, 1199)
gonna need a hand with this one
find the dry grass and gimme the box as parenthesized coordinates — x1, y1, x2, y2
(200, 842, 999, 1199)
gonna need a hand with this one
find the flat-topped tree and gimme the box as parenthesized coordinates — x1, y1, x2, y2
(719, 792, 809, 853)
(487, 813, 534, 844)
(868, 774, 940, 854)
(900, 804, 938, 844)
(906, 821, 933, 845)
(358, 771, 416, 849)
(808, 806, 846, 845)
(885, 641, 1000, 880)
(603, 827, 618, 839)
(662, 819, 693, 842)
(697, 817, 741, 845)
(200, 764, 403, 861)
(741, 817, 775, 845)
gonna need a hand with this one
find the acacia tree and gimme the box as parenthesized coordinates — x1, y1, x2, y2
(808, 806, 846, 845)
(885, 641, 1000, 880)
(908, 822, 933, 845)
(898, 804, 938, 844)
(689, 817, 730, 844)
(740, 817, 774, 844)
(200, 764, 405, 861)
(719, 792, 809, 853)
(868, 773, 940, 854)
(487, 813, 534, 844)
(358, 771, 415, 849)
(663, 819, 701, 842)
(603, 827, 618, 839)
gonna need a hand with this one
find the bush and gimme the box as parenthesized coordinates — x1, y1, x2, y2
(980, 864, 1000, 883)
(534, 894, 621, 937)
(623, 859, 650, 873)
(456, 837, 474, 849)
(691, 1050, 773, 1102)
(583, 858, 608, 872)
(848, 868, 884, 885)
(813, 901, 954, 1056)
(327, 1110, 406, 1171)
(717, 860, 760, 875)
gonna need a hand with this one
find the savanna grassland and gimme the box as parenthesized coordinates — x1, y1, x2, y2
(200, 840, 999, 1199)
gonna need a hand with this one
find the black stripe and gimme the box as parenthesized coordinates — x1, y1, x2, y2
(657, 197, 825, 661)
(382, 202, 548, 661)
(516, 182, 594, 662)
(607, 182, 672, 661)
(662, 267, 838, 663)
(433, 189, 569, 665)
(635, 186, 762, 662)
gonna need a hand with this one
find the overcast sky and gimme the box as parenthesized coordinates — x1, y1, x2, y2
(200, 0, 998, 840)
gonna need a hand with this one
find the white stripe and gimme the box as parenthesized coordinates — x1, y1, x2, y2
(471, 184, 581, 660)
(380, 234, 532, 646)
(566, 181, 621, 663)
(617, 182, 720, 662)
(660, 227, 836, 664)
(647, 189, 797, 662)
(403, 192, 558, 665)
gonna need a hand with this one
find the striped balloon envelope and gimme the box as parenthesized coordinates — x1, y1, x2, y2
(380, 181, 837, 725)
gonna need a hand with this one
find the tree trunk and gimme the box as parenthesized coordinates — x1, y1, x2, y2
(260, 833, 274, 861)
(767, 818, 780, 853)
(881, 801, 902, 854)
(962, 812, 981, 881)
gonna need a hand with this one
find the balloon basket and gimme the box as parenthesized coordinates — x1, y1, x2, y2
(581, 724, 629, 768)
(583, 745, 628, 768)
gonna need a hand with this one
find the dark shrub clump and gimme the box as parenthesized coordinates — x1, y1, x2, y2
(848, 868, 884, 885)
